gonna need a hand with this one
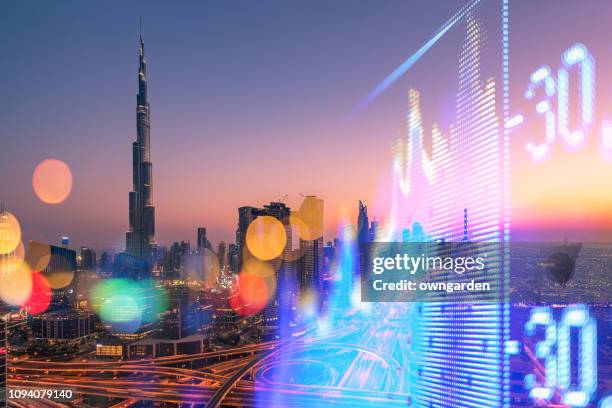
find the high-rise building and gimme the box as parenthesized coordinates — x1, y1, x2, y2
(159, 285, 202, 339)
(126, 33, 156, 260)
(323, 241, 334, 264)
(80, 247, 97, 271)
(28, 241, 77, 310)
(357, 200, 369, 243)
(197, 228, 205, 251)
(357, 200, 370, 279)
(29, 310, 92, 342)
(235, 206, 257, 272)
(412, 221, 425, 242)
(236, 202, 294, 268)
(234, 202, 294, 332)
(369, 219, 379, 242)
(228, 243, 238, 272)
(197, 227, 211, 252)
(161, 241, 188, 280)
(180, 240, 191, 256)
(321, 241, 335, 307)
(297, 196, 324, 300)
(298, 237, 323, 294)
(100, 252, 113, 273)
(217, 241, 226, 268)
(112, 251, 150, 281)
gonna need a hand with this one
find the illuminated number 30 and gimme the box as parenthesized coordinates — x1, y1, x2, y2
(525, 43, 595, 161)
(524, 304, 597, 407)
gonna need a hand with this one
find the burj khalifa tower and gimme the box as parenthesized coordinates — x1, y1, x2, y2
(126, 33, 155, 260)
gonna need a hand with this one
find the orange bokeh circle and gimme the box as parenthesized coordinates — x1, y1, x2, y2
(245, 216, 286, 260)
(230, 272, 274, 316)
(32, 159, 73, 204)
(0, 211, 22, 254)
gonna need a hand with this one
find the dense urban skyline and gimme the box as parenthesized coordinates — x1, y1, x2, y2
(2, 3, 611, 407)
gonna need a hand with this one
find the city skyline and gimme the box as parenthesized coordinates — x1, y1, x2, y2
(4, 1, 612, 252)
(3, 1, 450, 250)
(2, 3, 611, 407)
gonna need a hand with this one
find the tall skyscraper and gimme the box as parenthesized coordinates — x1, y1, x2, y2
(298, 237, 323, 293)
(80, 247, 97, 271)
(235, 207, 257, 272)
(197, 227, 209, 253)
(160, 285, 200, 339)
(126, 33, 156, 260)
(412, 221, 425, 242)
(402, 228, 411, 242)
(297, 196, 324, 299)
(235, 203, 293, 269)
(217, 241, 226, 268)
(357, 200, 369, 243)
(161, 241, 190, 280)
(228, 243, 238, 272)
(28, 241, 77, 310)
(368, 219, 378, 242)
(234, 202, 294, 333)
(357, 200, 369, 279)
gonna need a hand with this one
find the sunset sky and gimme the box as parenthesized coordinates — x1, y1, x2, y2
(2, 0, 612, 251)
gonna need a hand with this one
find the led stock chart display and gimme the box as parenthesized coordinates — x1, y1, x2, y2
(370, 0, 611, 407)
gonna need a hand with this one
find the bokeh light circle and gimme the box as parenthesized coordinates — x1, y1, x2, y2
(75, 271, 99, 306)
(182, 248, 221, 288)
(26, 241, 52, 271)
(298, 289, 318, 320)
(14, 240, 26, 259)
(281, 214, 307, 261)
(242, 256, 276, 279)
(89, 278, 167, 333)
(22, 272, 51, 315)
(41, 252, 75, 289)
(32, 159, 73, 204)
(100, 294, 141, 322)
(0, 211, 22, 254)
(246, 216, 286, 260)
(138, 279, 169, 324)
(298, 197, 324, 240)
(0, 258, 33, 306)
(91, 279, 143, 333)
(44, 269, 74, 289)
(231, 272, 274, 316)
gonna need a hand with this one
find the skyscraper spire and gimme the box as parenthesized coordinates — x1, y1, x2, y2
(357, 200, 369, 243)
(126, 31, 156, 260)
